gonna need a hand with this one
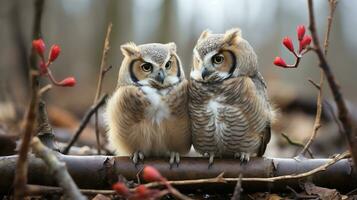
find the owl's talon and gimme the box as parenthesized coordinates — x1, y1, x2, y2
(175, 152, 180, 167)
(169, 152, 181, 168)
(239, 152, 250, 164)
(203, 152, 215, 167)
(138, 152, 144, 160)
(131, 151, 144, 165)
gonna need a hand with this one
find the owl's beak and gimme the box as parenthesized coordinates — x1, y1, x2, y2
(154, 69, 165, 84)
(201, 67, 211, 80)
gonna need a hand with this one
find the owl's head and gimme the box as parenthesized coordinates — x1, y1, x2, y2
(117, 42, 184, 89)
(191, 28, 258, 83)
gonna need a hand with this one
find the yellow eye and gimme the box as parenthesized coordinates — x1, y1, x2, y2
(212, 54, 224, 64)
(165, 61, 172, 70)
(141, 63, 153, 72)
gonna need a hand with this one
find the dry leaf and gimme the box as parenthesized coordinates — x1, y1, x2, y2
(304, 182, 342, 200)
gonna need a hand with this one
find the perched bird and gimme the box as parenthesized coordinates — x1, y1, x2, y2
(106, 42, 191, 166)
(189, 28, 274, 165)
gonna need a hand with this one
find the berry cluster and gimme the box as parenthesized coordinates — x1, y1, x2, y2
(274, 25, 312, 68)
(32, 39, 76, 87)
(112, 166, 178, 199)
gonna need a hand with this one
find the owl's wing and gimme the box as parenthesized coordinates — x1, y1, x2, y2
(107, 86, 150, 128)
(167, 80, 189, 117)
(223, 76, 271, 156)
(258, 123, 271, 156)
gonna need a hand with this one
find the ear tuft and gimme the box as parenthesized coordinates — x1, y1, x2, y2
(166, 42, 177, 52)
(223, 28, 242, 45)
(120, 42, 140, 57)
(197, 29, 211, 43)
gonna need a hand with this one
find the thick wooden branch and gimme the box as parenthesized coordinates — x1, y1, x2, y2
(0, 155, 355, 194)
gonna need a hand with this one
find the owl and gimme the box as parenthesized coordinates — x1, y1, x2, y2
(106, 42, 191, 166)
(189, 28, 274, 165)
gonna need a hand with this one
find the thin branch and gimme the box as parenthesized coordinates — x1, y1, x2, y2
(300, 0, 338, 158)
(307, 0, 357, 166)
(38, 84, 52, 96)
(281, 133, 313, 158)
(323, 0, 338, 56)
(13, 1, 44, 198)
(31, 137, 87, 200)
(300, 74, 324, 156)
(25, 185, 117, 196)
(93, 22, 113, 155)
(324, 100, 344, 133)
(63, 94, 108, 154)
(144, 151, 349, 187)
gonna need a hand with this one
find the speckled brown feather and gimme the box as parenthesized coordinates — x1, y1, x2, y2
(189, 76, 271, 157)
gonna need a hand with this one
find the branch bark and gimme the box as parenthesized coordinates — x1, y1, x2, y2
(1, 155, 355, 194)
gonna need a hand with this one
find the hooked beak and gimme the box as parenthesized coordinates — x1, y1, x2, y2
(154, 69, 165, 84)
(201, 67, 212, 80)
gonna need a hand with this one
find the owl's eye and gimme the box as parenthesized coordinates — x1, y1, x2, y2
(165, 61, 172, 70)
(212, 54, 224, 65)
(141, 63, 153, 72)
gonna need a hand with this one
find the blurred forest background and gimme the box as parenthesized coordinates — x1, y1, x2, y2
(0, 0, 356, 158)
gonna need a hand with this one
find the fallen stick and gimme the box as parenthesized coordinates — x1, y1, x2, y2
(0, 154, 355, 194)
(31, 137, 87, 200)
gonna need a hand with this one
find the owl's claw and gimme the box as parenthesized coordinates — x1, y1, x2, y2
(235, 152, 250, 164)
(203, 152, 215, 168)
(169, 152, 180, 168)
(131, 151, 144, 165)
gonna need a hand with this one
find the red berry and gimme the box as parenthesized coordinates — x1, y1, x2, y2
(49, 45, 61, 62)
(59, 77, 76, 87)
(112, 182, 130, 196)
(297, 25, 306, 41)
(142, 166, 163, 182)
(136, 185, 150, 198)
(282, 37, 295, 53)
(299, 35, 312, 53)
(273, 57, 287, 67)
(32, 39, 45, 57)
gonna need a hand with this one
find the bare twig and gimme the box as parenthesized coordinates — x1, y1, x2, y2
(13, 74, 40, 200)
(281, 133, 313, 158)
(231, 174, 243, 200)
(324, 100, 344, 133)
(300, 0, 338, 158)
(300, 74, 324, 156)
(25, 185, 117, 196)
(306, 0, 357, 166)
(144, 151, 349, 187)
(93, 23, 113, 155)
(323, 0, 338, 56)
(31, 137, 87, 200)
(63, 94, 108, 154)
(38, 84, 52, 96)
(13, 1, 44, 198)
